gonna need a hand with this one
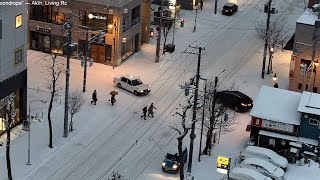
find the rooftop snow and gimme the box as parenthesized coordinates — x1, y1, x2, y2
(296, 9, 319, 26)
(259, 130, 318, 146)
(298, 91, 320, 115)
(250, 86, 301, 125)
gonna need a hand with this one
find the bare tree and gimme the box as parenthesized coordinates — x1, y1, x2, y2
(68, 89, 85, 131)
(170, 99, 193, 180)
(255, 20, 290, 73)
(43, 54, 65, 148)
(202, 82, 237, 155)
(0, 94, 17, 180)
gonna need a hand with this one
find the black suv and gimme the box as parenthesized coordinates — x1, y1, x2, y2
(216, 91, 253, 112)
(222, 3, 238, 16)
(162, 146, 188, 174)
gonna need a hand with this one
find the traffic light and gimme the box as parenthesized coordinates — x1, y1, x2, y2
(185, 84, 190, 96)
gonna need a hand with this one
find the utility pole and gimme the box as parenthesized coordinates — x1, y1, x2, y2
(187, 46, 205, 173)
(261, 0, 272, 79)
(193, 6, 198, 32)
(172, 3, 177, 45)
(214, 0, 218, 14)
(198, 78, 207, 162)
(155, 0, 163, 63)
(63, 20, 72, 138)
(83, 28, 89, 92)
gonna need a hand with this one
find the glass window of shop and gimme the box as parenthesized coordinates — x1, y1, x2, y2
(30, 31, 51, 53)
(131, 5, 141, 26)
(51, 35, 64, 54)
(0, 91, 20, 133)
(30, 5, 52, 23)
(30, 5, 66, 25)
(86, 12, 113, 33)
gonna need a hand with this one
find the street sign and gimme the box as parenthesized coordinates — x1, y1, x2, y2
(216, 155, 230, 174)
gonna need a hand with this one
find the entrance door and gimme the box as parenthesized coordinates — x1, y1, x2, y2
(91, 43, 106, 64)
(134, 33, 140, 52)
(105, 45, 112, 65)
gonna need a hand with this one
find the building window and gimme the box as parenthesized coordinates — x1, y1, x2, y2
(14, 46, 23, 64)
(30, 5, 52, 23)
(16, 14, 22, 28)
(298, 83, 302, 90)
(0, 19, 2, 39)
(131, 5, 141, 26)
(309, 118, 318, 126)
(306, 84, 308, 90)
(313, 87, 318, 93)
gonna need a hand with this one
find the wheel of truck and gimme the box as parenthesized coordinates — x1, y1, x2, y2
(117, 83, 122, 88)
(134, 90, 139, 96)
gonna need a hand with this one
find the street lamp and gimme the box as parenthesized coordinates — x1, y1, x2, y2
(267, 47, 274, 74)
(272, 73, 278, 81)
(27, 99, 46, 165)
(88, 13, 94, 19)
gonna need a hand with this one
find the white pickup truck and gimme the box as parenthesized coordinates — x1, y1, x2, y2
(113, 75, 150, 95)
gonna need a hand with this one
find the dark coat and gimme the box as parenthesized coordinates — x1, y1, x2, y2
(92, 91, 97, 101)
(148, 104, 156, 113)
(143, 106, 148, 113)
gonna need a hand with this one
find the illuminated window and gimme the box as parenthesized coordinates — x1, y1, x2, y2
(16, 14, 22, 28)
(15, 46, 23, 64)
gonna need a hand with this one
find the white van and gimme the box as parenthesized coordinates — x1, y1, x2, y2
(240, 146, 288, 170)
(229, 167, 272, 180)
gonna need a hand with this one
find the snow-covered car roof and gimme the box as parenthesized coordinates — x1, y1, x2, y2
(121, 75, 141, 81)
(230, 167, 272, 180)
(243, 146, 288, 168)
(241, 158, 284, 177)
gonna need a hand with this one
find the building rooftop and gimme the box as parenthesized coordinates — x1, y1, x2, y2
(296, 8, 319, 26)
(250, 86, 301, 125)
(298, 91, 320, 115)
(73, 0, 128, 7)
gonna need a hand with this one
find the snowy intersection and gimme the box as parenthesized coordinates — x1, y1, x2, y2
(0, 0, 318, 180)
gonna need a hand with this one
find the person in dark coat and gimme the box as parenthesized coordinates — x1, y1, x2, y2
(148, 103, 157, 117)
(111, 94, 116, 106)
(91, 90, 97, 105)
(200, 0, 204, 10)
(274, 83, 279, 88)
(141, 106, 148, 120)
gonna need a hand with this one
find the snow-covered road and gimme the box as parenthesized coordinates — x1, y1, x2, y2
(0, 0, 306, 179)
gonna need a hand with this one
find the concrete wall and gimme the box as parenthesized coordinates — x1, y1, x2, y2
(0, 3, 27, 82)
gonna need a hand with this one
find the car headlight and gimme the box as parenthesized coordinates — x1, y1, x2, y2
(140, 90, 144, 93)
(162, 162, 166, 167)
(241, 103, 247, 106)
(173, 164, 178, 169)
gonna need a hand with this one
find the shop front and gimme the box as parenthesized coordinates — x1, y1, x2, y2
(0, 70, 27, 135)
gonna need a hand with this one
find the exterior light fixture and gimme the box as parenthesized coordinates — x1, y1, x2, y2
(122, 37, 127, 43)
(314, 59, 319, 66)
(108, 24, 114, 29)
(269, 47, 274, 53)
(109, 9, 114, 15)
(88, 13, 94, 19)
(273, 73, 278, 81)
(123, 8, 128, 14)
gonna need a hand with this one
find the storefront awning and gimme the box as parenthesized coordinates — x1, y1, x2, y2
(259, 130, 318, 146)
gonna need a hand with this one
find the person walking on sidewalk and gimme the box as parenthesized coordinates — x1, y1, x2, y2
(148, 103, 157, 117)
(274, 83, 279, 88)
(141, 106, 148, 120)
(91, 90, 97, 105)
(200, 0, 203, 10)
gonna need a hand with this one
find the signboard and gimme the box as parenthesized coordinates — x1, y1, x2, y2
(217, 155, 230, 174)
(36, 26, 51, 33)
(252, 117, 294, 133)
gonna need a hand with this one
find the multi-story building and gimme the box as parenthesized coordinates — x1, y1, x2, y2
(288, 6, 320, 93)
(28, 0, 151, 67)
(0, 3, 28, 134)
